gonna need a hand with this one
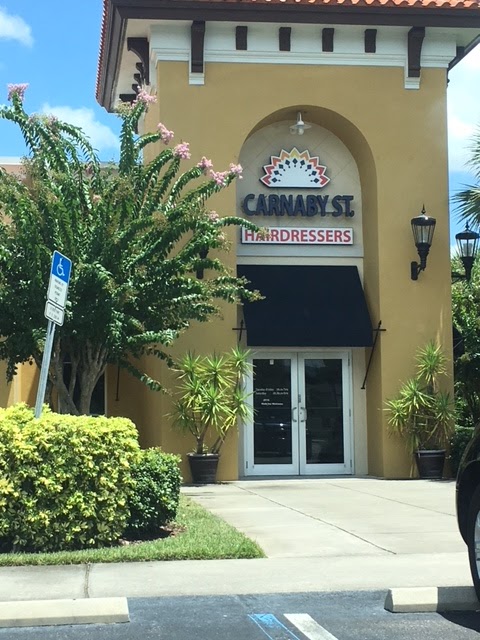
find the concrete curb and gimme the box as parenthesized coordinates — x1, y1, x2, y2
(0, 597, 129, 628)
(384, 586, 480, 613)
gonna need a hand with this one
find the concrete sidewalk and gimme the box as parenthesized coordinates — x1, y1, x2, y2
(184, 478, 466, 558)
(0, 478, 473, 602)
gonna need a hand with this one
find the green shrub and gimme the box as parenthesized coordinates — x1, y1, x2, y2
(126, 448, 181, 537)
(0, 403, 140, 552)
(449, 425, 475, 476)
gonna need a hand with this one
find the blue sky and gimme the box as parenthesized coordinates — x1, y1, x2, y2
(0, 1, 478, 244)
(0, 1, 121, 162)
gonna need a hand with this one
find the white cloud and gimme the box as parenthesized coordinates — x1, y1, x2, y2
(447, 115, 476, 173)
(40, 104, 119, 153)
(0, 7, 33, 47)
(448, 45, 480, 173)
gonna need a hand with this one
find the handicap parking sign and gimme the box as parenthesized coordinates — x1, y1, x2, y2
(45, 251, 73, 324)
(51, 251, 72, 285)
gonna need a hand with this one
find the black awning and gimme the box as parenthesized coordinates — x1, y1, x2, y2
(238, 265, 373, 347)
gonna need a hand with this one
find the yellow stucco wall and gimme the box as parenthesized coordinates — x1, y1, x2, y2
(133, 61, 452, 480)
(1, 360, 39, 410)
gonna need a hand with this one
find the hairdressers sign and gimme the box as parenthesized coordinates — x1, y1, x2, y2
(241, 148, 354, 246)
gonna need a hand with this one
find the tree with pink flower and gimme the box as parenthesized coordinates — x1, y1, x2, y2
(0, 85, 259, 415)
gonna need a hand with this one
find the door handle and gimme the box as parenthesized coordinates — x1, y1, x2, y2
(292, 407, 297, 422)
(300, 407, 307, 422)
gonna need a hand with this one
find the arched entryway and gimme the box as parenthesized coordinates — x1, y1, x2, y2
(235, 109, 377, 477)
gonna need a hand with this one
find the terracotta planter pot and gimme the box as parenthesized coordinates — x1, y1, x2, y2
(187, 453, 220, 484)
(415, 449, 446, 479)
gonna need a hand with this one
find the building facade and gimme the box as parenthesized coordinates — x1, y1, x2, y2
(94, 1, 480, 479)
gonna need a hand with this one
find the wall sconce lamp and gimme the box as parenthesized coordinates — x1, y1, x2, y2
(290, 112, 311, 136)
(452, 223, 480, 283)
(196, 247, 209, 279)
(411, 206, 436, 281)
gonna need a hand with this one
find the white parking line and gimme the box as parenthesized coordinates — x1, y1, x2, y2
(285, 613, 339, 640)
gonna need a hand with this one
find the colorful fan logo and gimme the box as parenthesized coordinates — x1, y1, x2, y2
(260, 148, 330, 189)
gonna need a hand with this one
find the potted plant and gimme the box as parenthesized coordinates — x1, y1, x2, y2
(385, 341, 455, 479)
(171, 347, 252, 483)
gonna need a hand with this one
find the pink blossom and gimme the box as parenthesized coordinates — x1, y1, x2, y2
(134, 89, 157, 105)
(7, 83, 29, 102)
(173, 142, 191, 160)
(197, 156, 213, 174)
(209, 170, 229, 187)
(257, 227, 270, 240)
(208, 211, 220, 222)
(116, 102, 134, 116)
(229, 163, 243, 178)
(157, 123, 174, 145)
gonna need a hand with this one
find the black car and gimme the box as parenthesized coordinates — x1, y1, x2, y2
(456, 425, 480, 599)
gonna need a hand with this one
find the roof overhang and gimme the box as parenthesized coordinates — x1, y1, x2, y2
(97, 0, 480, 110)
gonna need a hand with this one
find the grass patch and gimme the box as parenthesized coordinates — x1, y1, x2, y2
(0, 496, 264, 566)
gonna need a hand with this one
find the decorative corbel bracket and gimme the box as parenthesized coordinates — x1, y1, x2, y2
(119, 93, 136, 104)
(190, 21, 205, 85)
(127, 37, 150, 92)
(236, 26, 248, 51)
(279, 27, 291, 52)
(405, 27, 425, 90)
(364, 29, 377, 54)
(322, 28, 334, 53)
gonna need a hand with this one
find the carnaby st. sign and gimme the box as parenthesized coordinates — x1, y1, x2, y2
(243, 193, 354, 217)
(242, 148, 355, 218)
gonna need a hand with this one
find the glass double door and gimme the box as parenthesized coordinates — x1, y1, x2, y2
(245, 352, 352, 476)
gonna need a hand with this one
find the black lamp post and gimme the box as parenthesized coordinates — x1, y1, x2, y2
(196, 247, 209, 279)
(411, 206, 437, 281)
(452, 223, 480, 283)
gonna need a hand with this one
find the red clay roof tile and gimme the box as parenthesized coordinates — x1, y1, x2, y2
(144, 0, 480, 6)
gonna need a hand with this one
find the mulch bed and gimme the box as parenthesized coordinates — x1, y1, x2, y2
(0, 523, 186, 553)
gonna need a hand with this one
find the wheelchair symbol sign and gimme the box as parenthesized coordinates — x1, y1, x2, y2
(51, 251, 71, 285)
(46, 251, 72, 319)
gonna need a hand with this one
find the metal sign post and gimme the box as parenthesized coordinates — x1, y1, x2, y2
(34, 251, 72, 418)
(34, 320, 56, 418)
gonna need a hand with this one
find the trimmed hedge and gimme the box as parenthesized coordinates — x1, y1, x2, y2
(126, 448, 182, 536)
(0, 404, 140, 552)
